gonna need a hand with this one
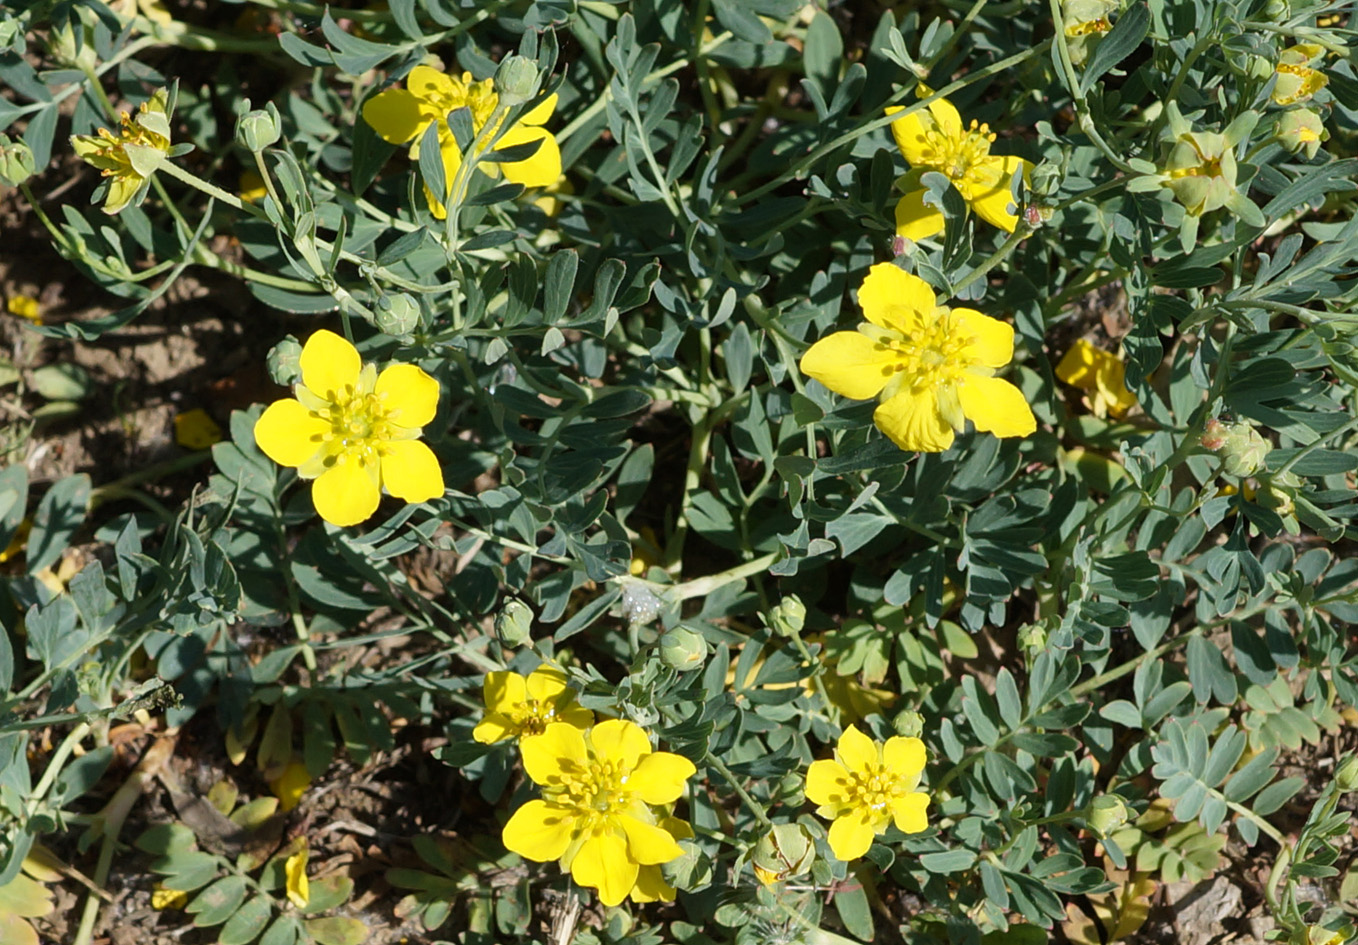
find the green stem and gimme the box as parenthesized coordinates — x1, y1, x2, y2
(706, 754, 774, 829)
(952, 223, 1032, 295)
(669, 551, 780, 601)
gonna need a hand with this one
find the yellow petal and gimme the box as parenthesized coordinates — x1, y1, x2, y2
(629, 865, 676, 903)
(963, 155, 1031, 233)
(895, 190, 946, 241)
(827, 810, 877, 861)
(926, 97, 964, 140)
(472, 713, 515, 744)
(883, 736, 926, 786)
(570, 832, 636, 908)
(300, 330, 361, 400)
(521, 722, 588, 787)
(519, 92, 558, 127)
(873, 388, 955, 452)
(362, 88, 426, 145)
(269, 761, 311, 813)
(952, 308, 1014, 369)
(559, 705, 595, 729)
(524, 666, 570, 703)
(374, 363, 439, 428)
(890, 792, 930, 834)
(857, 263, 935, 334)
(589, 719, 651, 771)
(799, 331, 896, 401)
(618, 815, 684, 865)
(284, 844, 309, 908)
(957, 374, 1036, 438)
(482, 671, 528, 717)
(310, 454, 381, 527)
(378, 439, 444, 503)
(496, 126, 562, 189)
(805, 759, 852, 807)
(628, 751, 696, 805)
(502, 800, 577, 862)
(407, 65, 457, 103)
(834, 725, 879, 775)
(254, 399, 327, 468)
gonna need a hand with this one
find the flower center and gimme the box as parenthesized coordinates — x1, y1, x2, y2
(428, 72, 501, 134)
(1066, 17, 1111, 35)
(847, 761, 906, 813)
(314, 387, 396, 463)
(516, 700, 560, 737)
(551, 756, 635, 823)
(874, 312, 975, 392)
(92, 110, 170, 177)
(924, 118, 997, 185)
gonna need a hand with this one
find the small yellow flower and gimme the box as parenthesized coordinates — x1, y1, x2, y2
(1055, 339, 1137, 419)
(284, 840, 310, 908)
(240, 169, 268, 203)
(362, 65, 560, 218)
(805, 724, 929, 861)
(173, 408, 223, 450)
(254, 330, 445, 527)
(502, 719, 696, 907)
(472, 666, 593, 744)
(1272, 44, 1328, 106)
(800, 263, 1035, 453)
(71, 89, 173, 214)
(6, 295, 40, 324)
(269, 760, 311, 813)
(886, 94, 1033, 240)
(150, 883, 189, 910)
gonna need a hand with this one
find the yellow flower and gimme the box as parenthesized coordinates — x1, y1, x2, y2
(1054, 339, 1137, 419)
(240, 169, 268, 203)
(173, 408, 223, 450)
(1272, 44, 1327, 106)
(628, 815, 694, 903)
(150, 883, 189, 910)
(71, 89, 172, 214)
(269, 760, 311, 813)
(284, 839, 310, 908)
(254, 330, 444, 527)
(800, 263, 1035, 453)
(472, 666, 593, 744)
(886, 95, 1033, 240)
(362, 65, 560, 218)
(502, 719, 696, 907)
(805, 724, 929, 861)
(6, 295, 40, 324)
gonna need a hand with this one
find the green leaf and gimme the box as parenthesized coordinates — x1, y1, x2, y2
(803, 10, 843, 92)
(27, 473, 90, 574)
(543, 249, 579, 323)
(219, 895, 273, 945)
(919, 850, 977, 873)
(303, 916, 369, 945)
(1080, 2, 1150, 94)
(188, 875, 249, 927)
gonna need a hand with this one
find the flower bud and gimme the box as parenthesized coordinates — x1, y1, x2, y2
(0, 135, 37, 186)
(1336, 755, 1358, 793)
(1086, 794, 1130, 838)
(494, 55, 540, 107)
(769, 595, 807, 638)
(374, 293, 421, 337)
(1018, 623, 1047, 652)
(659, 626, 707, 671)
(267, 335, 303, 386)
(1203, 419, 1271, 478)
(893, 709, 924, 738)
(751, 823, 816, 885)
(1276, 109, 1327, 160)
(236, 102, 283, 152)
(496, 598, 534, 648)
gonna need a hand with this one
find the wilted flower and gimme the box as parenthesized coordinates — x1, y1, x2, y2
(1272, 44, 1327, 106)
(71, 88, 173, 214)
(1276, 108, 1327, 159)
(886, 93, 1033, 240)
(1055, 339, 1137, 419)
(800, 263, 1036, 452)
(806, 724, 929, 861)
(284, 839, 309, 908)
(1086, 794, 1130, 837)
(502, 719, 696, 906)
(0, 134, 37, 187)
(253, 330, 444, 526)
(362, 64, 560, 218)
(1062, 0, 1118, 65)
(269, 760, 311, 813)
(472, 666, 592, 744)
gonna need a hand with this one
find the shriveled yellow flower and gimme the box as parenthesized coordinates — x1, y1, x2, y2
(805, 724, 929, 861)
(472, 666, 593, 744)
(71, 89, 172, 214)
(362, 64, 560, 218)
(150, 883, 189, 910)
(800, 263, 1035, 453)
(269, 760, 311, 813)
(886, 94, 1033, 240)
(1055, 339, 1137, 419)
(502, 719, 696, 907)
(6, 295, 40, 324)
(254, 330, 444, 527)
(173, 408, 223, 450)
(1272, 44, 1328, 106)
(284, 840, 309, 908)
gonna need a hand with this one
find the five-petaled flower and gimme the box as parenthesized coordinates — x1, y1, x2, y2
(1055, 339, 1137, 419)
(473, 666, 593, 744)
(805, 724, 929, 862)
(886, 94, 1033, 241)
(363, 64, 560, 218)
(502, 719, 696, 907)
(254, 330, 444, 527)
(800, 262, 1036, 452)
(71, 88, 173, 215)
